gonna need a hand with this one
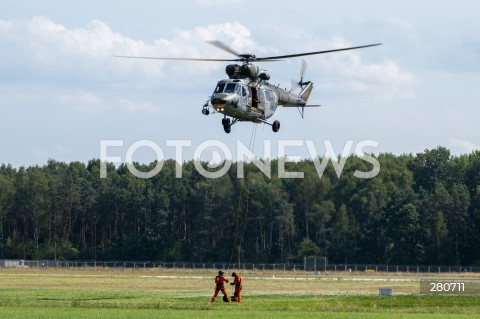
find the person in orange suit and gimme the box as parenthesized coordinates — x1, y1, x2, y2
(210, 270, 230, 303)
(230, 272, 242, 302)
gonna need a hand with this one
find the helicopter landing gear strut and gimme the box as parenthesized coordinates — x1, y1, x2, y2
(201, 100, 210, 115)
(257, 119, 281, 133)
(222, 117, 238, 134)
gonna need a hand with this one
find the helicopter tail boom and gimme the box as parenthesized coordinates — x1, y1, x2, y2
(279, 82, 319, 118)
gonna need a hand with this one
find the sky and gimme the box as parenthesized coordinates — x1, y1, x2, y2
(1, 0, 479, 167)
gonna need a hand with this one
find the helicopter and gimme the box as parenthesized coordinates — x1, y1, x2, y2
(116, 41, 381, 133)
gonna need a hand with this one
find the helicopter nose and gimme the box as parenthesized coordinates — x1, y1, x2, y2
(211, 97, 227, 106)
(211, 97, 227, 112)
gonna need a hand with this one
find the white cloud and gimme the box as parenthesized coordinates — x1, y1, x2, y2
(194, 22, 255, 53)
(246, 28, 417, 101)
(1, 16, 155, 80)
(0, 17, 263, 85)
(0, 15, 419, 122)
(302, 37, 417, 100)
(341, 59, 417, 100)
(1, 16, 413, 99)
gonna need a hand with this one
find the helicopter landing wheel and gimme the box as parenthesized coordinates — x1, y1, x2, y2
(222, 117, 232, 133)
(223, 123, 231, 134)
(222, 118, 230, 126)
(272, 120, 280, 132)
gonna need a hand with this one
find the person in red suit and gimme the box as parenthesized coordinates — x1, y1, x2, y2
(210, 270, 230, 303)
(230, 272, 242, 302)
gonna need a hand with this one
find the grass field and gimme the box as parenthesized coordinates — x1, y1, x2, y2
(0, 268, 479, 318)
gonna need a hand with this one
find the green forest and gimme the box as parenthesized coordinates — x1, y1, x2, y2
(0, 146, 479, 266)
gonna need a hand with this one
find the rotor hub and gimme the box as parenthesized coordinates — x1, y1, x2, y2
(238, 54, 256, 62)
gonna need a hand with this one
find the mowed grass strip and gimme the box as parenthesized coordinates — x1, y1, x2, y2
(1, 307, 478, 319)
(2, 308, 480, 319)
(0, 268, 479, 317)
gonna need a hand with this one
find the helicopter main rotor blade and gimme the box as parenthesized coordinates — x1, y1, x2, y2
(206, 40, 242, 58)
(115, 55, 237, 62)
(115, 43, 380, 63)
(256, 43, 382, 60)
(114, 55, 283, 62)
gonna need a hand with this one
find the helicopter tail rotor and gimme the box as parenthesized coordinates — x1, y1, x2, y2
(299, 59, 307, 84)
(291, 59, 309, 91)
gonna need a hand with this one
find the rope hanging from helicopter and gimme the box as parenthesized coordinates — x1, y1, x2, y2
(227, 123, 257, 271)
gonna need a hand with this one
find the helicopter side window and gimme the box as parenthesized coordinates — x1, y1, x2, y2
(265, 90, 271, 101)
(258, 90, 266, 102)
(236, 84, 242, 95)
(242, 86, 247, 97)
(214, 83, 225, 94)
(224, 82, 237, 93)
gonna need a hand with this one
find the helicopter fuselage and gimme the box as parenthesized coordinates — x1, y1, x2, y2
(210, 74, 312, 124)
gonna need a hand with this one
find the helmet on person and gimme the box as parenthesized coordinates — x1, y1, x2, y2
(231, 272, 237, 277)
(218, 270, 224, 275)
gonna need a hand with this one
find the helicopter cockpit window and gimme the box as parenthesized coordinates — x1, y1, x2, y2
(213, 83, 225, 94)
(214, 83, 226, 94)
(224, 82, 238, 94)
(242, 86, 247, 97)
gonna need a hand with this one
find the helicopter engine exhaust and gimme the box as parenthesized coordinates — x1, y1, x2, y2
(225, 64, 259, 79)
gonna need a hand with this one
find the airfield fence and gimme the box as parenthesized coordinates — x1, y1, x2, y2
(1, 259, 479, 273)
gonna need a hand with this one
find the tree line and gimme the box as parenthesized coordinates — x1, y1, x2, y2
(0, 146, 479, 266)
